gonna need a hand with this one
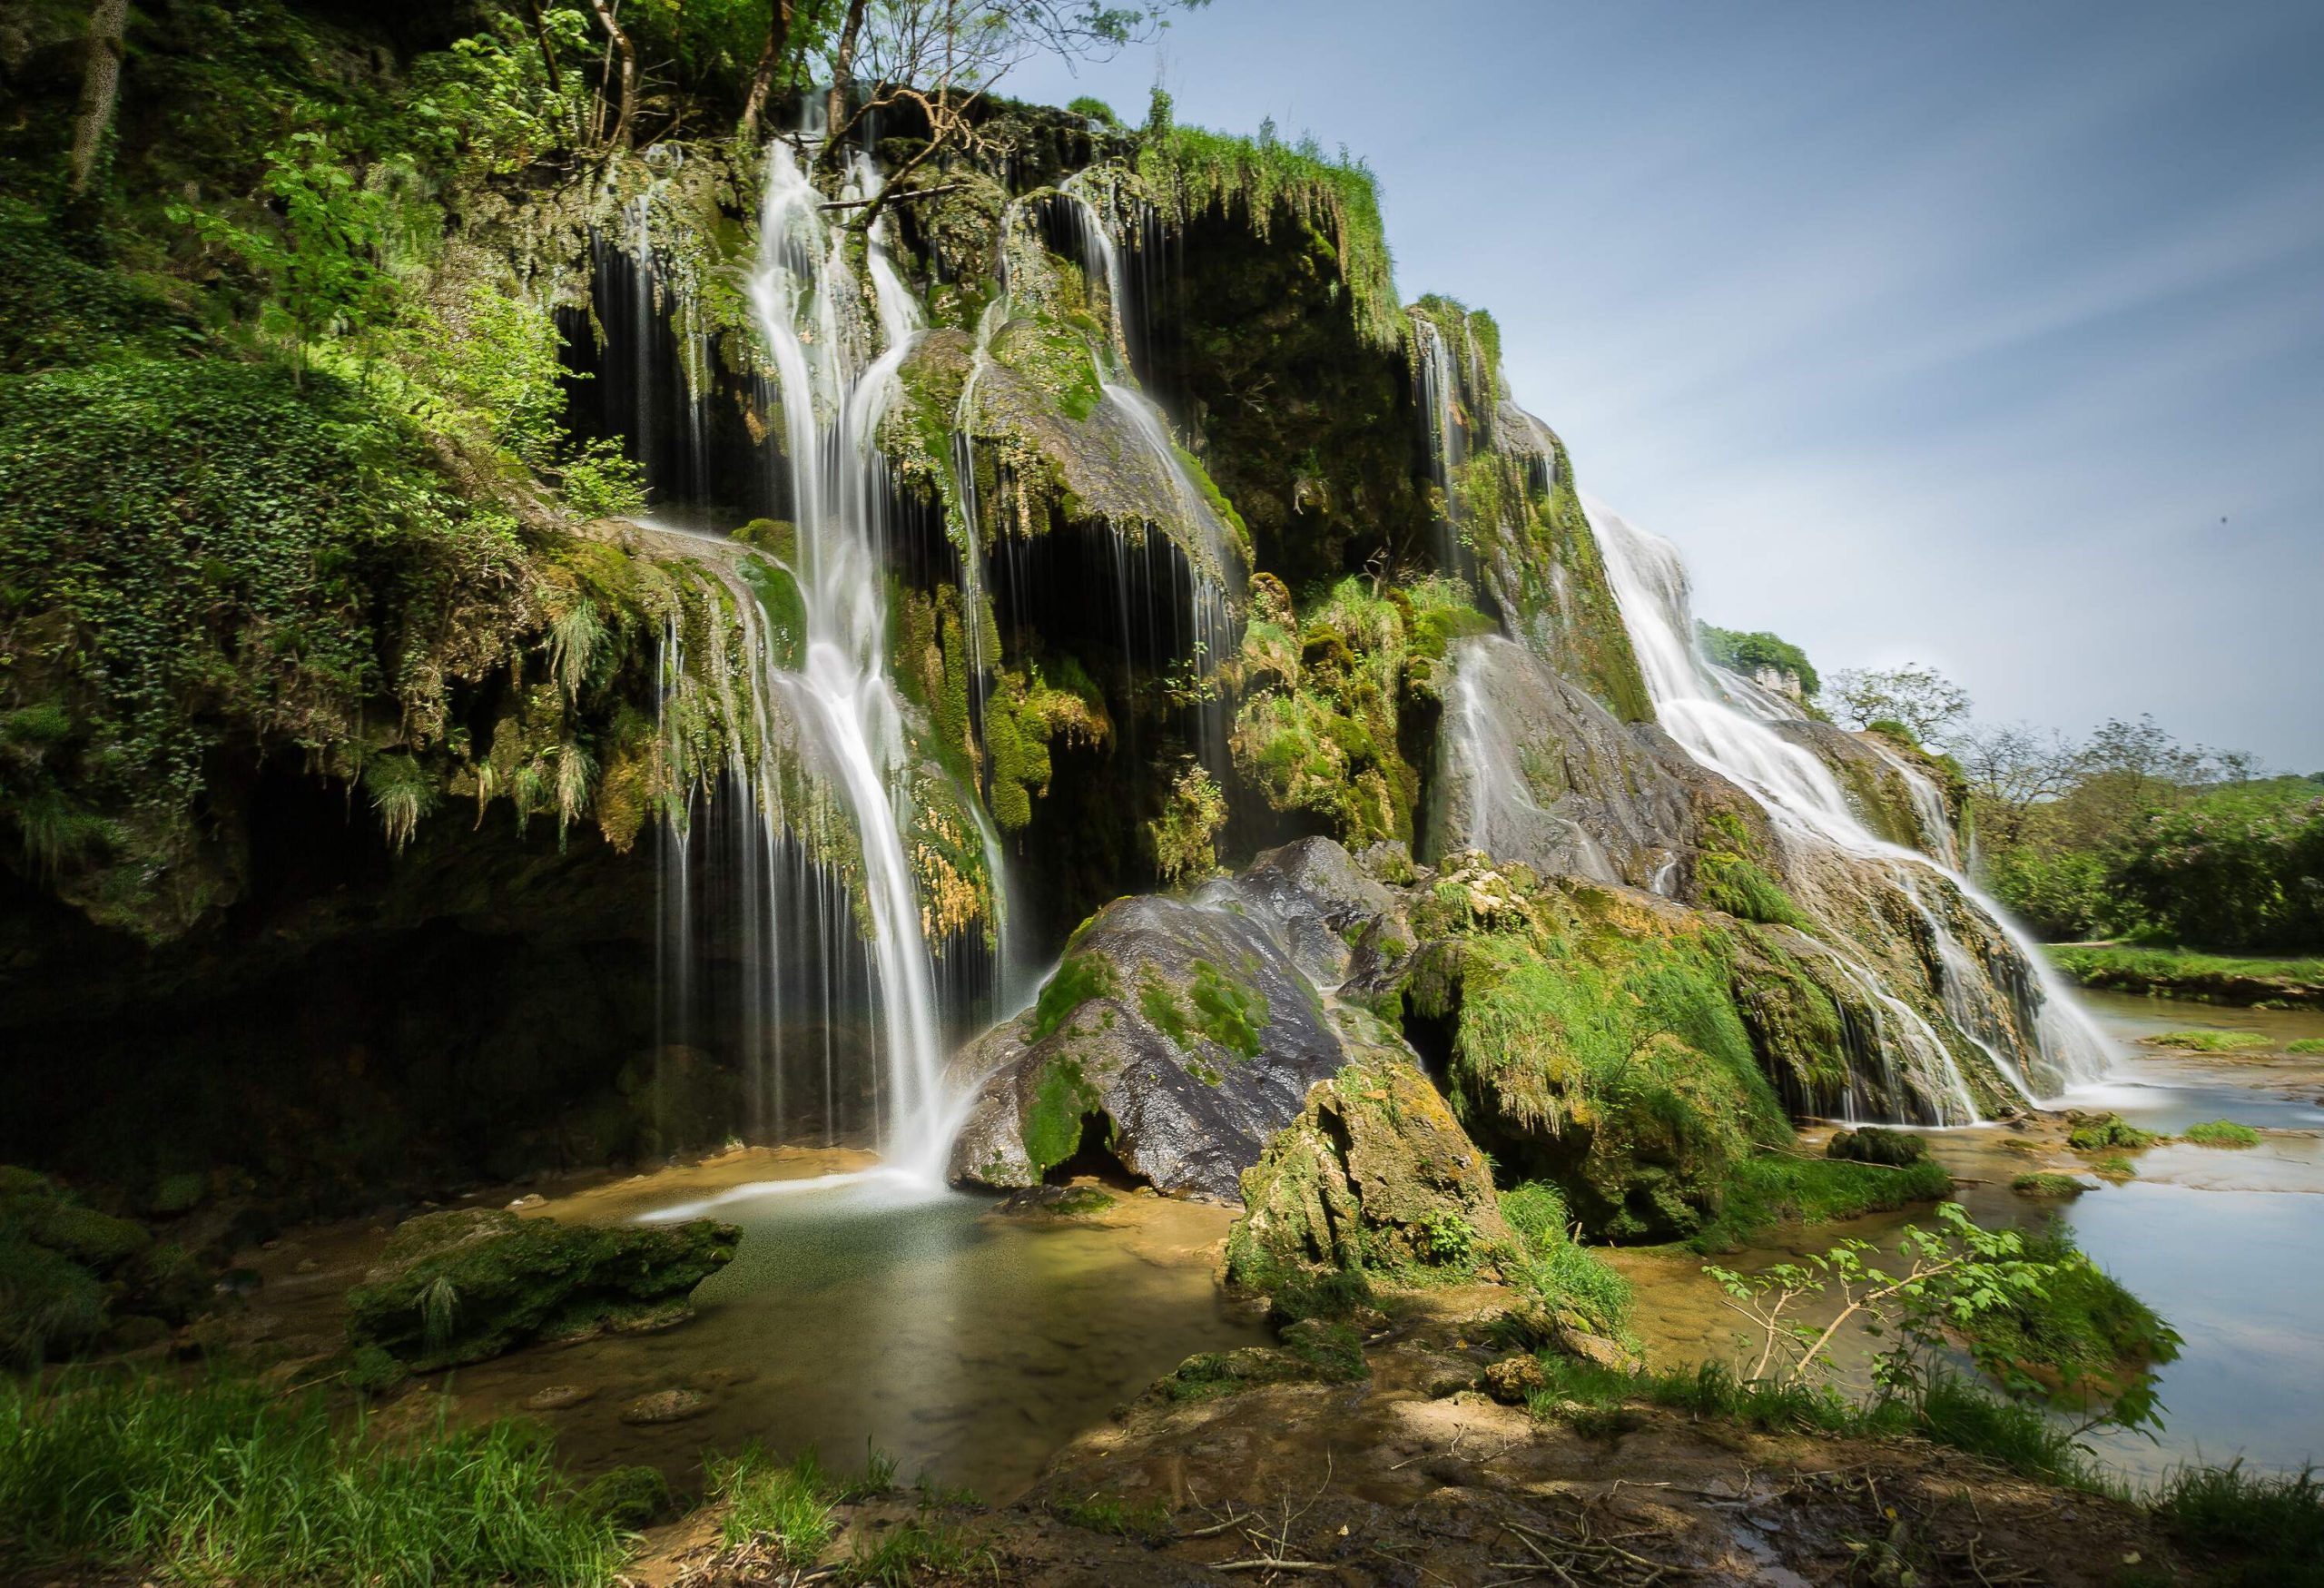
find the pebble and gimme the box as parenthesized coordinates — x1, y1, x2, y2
(507, 1193, 547, 1210)
(620, 1387, 712, 1425)
(525, 1385, 595, 1411)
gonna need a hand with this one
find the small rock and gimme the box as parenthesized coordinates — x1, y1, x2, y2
(294, 1258, 320, 1274)
(1483, 1354, 1547, 1404)
(621, 1387, 711, 1425)
(1552, 1324, 1640, 1375)
(525, 1385, 595, 1411)
(507, 1193, 547, 1211)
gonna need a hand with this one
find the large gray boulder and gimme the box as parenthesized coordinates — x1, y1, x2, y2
(947, 841, 1412, 1198)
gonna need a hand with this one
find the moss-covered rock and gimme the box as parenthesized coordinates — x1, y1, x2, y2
(0, 1166, 208, 1366)
(345, 1208, 738, 1371)
(1226, 1051, 1515, 1287)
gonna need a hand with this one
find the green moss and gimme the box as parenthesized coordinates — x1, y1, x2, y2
(1187, 959, 1266, 1059)
(1020, 1060, 1105, 1178)
(2066, 1114, 2161, 1152)
(578, 1465, 675, 1530)
(1028, 953, 1118, 1043)
(739, 554, 806, 673)
(2181, 1119, 2261, 1148)
(1439, 902, 1794, 1241)
(344, 1208, 737, 1370)
(1824, 1127, 1929, 1167)
(2011, 1172, 2087, 1198)
(1699, 853, 1809, 928)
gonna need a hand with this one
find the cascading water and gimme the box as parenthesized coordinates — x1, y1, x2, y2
(1582, 495, 2115, 1110)
(1410, 315, 1472, 577)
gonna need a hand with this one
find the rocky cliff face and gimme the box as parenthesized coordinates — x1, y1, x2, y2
(0, 11, 2078, 1220)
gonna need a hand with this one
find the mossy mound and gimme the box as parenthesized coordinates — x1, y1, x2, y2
(1825, 1127, 1929, 1168)
(1403, 859, 1795, 1241)
(1958, 1224, 2181, 1396)
(0, 1166, 207, 1366)
(345, 1208, 738, 1371)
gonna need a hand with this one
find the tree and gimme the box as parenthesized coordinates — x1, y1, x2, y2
(738, 0, 801, 140)
(815, 1, 1200, 229)
(1955, 721, 2080, 847)
(586, 0, 638, 149)
(1822, 664, 1970, 746)
(65, 0, 131, 196)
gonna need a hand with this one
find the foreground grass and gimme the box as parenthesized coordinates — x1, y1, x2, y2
(706, 1441, 990, 1583)
(2048, 943, 2324, 1005)
(1523, 1356, 2095, 1485)
(0, 1375, 624, 1585)
(2153, 1462, 2324, 1588)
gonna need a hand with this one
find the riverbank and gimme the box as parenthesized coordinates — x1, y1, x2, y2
(2048, 943, 2324, 1008)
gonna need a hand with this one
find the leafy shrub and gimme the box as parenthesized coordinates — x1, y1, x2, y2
(2112, 791, 2324, 952)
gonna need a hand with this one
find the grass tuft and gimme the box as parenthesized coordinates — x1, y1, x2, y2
(2152, 1462, 2324, 1588)
(2181, 1119, 2261, 1149)
(2150, 1030, 2271, 1053)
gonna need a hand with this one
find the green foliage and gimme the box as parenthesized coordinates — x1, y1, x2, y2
(2154, 1462, 2324, 1588)
(1697, 623, 1820, 696)
(1984, 844, 2118, 940)
(1824, 1126, 1928, 1167)
(847, 1517, 991, 1584)
(2181, 1119, 2261, 1148)
(1498, 1183, 1635, 1338)
(0, 352, 525, 932)
(2290, 1037, 2324, 1055)
(1065, 96, 1122, 127)
(1952, 1221, 2180, 1409)
(559, 437, 650, 520)
(0, 1375, 623, 1585)
(1147, 758, 1227, 881)
(169, 133, 399, 370)
(2113, 790, 2324, 952)
(2150, 1029, 2273, 1053)
(1822, 664, 1969, 746)
(1029, 953, 1118, 1042)
(1, 1169, 204, 1367)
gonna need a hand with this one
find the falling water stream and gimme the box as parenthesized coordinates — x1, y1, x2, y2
(1585, 496, 2115, 1112)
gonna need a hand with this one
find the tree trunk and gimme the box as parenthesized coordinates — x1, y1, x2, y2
(519, 0, 563, 88)
(587, 0, 636, 150)
(66, 0, 131, 196)
(823, 0, 867, 150)
(737, 0, 794, 142)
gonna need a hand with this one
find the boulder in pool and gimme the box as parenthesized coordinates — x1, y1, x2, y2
(345, 1208, 738, 1371)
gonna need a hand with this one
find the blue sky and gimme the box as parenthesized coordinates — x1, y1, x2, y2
(1009, 1, 2324, 769)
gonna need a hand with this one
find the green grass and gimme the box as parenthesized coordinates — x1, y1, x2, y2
(0, 1374, 622, 1585)
(847, 1517, 991, 1585)
(2152, 1462, 2324, 1588)
(2150, 1030, 2272, 1053)
(1686, 1152, 1955, 1254)
(1045, 1488, 1173, 1542)
(1523, 1356, 2093, 1486)
(2181, 1119, 2262, 1149)
(2289, 1038, 2324, 1055)
(1498, 1182, 1634, 1337)
(2089, 1154, 2139, 1179)
(2047, 944, 2324, 1004)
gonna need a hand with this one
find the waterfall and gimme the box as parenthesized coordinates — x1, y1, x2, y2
(1410, 315, 1470, 577)
(1583, 496, 2114, 1109)
(737, 144, 959, 1177)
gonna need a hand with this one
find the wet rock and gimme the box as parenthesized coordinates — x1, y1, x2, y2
(947, 879, 1362, 1198)
(345, 1208, 738, 1371)
(525, 1384, 595, 1410)
(621, 1386, 711, 1425)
